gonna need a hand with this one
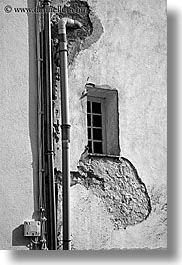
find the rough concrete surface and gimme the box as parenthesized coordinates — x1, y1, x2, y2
(56, 158, 167, 249)
(76, 156, 151, 229)
(56, 154, 153, 249)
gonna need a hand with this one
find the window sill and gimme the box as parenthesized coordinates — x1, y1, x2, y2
(88, 153, 120, 159)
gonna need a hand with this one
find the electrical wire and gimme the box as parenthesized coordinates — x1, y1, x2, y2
(35, 0, 48, 250)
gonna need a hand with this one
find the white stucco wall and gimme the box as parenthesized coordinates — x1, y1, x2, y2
(0, 0, 37, 249)
(67, 0, 167, 178)
(0, 0, 167, 250)
(57, 0, 167, 249)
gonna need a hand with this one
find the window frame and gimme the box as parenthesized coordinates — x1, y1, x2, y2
(85, 85, 120, 156)
(87, 96, 107, 154)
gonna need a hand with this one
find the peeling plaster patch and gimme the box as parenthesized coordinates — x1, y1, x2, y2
(51, 0, 103, 65)
(75, 156, 151, 229)
(56, 155, 151, 230)
(82, 10, 104, 50)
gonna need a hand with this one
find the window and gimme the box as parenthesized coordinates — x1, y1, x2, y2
(86, 85, 120, 156)
(87, 97, 106, 154)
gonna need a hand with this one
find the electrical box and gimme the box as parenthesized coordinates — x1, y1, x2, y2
(24, 221, 41, 237)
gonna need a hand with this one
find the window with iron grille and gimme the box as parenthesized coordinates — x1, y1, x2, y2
(86, 85, 120, 156)
(87, 97, 106, 154)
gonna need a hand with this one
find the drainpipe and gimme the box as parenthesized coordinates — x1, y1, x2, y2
(44, 0, 57, 250)
(58, 18, 82, 250)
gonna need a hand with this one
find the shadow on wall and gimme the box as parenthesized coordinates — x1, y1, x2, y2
(12, 225, 29, 247)
(12, 0, 39, 248)
(27, 0, 39, 221)
(167, 11, 179, 258)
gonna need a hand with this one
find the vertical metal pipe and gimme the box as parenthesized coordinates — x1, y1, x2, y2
(59, 27, 71, 251)
(58, 18, 82, 251)
(44, 0, 57, 250)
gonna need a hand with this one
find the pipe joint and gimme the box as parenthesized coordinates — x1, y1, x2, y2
(58, 18, 82, 35)
(61, 124, 71, 142)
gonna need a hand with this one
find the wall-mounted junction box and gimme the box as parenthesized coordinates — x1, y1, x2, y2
(24, 221, 41, 237)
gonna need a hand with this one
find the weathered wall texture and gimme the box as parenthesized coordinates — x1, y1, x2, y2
(0, 0, 167, 250)
(57, 155, 152, 249)
(55, 0, 167, 249)
(0, 0, 37, 249)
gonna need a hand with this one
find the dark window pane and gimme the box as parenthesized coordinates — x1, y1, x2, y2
(87, 114, 91, 126)
(92, 102, 101, 114)
(93, 142, 103, 154)
(93, 115, 102, 127)
(93, 128, 102, 140)
(87, 101, 91, 113)
(88, 141, 92, 153)
(88, 128, 91, 139)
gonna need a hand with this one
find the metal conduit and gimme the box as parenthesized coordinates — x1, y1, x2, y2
(35, 0, 48, 250)
(35, 0, 57, 250)
(44, 0, 57, 250)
